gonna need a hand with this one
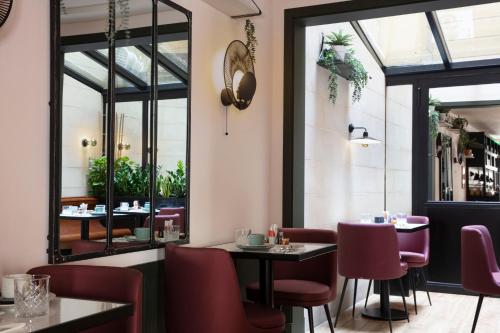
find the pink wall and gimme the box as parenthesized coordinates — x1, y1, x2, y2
(0, 0, 345, 273)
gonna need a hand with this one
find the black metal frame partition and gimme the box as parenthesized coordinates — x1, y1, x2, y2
(282, 0, 500, 226)
(48, 0, 192, 263)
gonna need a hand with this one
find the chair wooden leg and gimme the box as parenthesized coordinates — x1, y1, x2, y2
(334, 278, 349, 328)
(471, 295, 484, 333)
(324, 304, 335, 333)
(398, 278, 410, 323)
(387, 282, 393, 333)
(420, 267, 432, 306)
(364, 279, 372, 309)
(352, 279, 358, 317)
(410, 269, 417, 314)
(307, 307, 315, 333)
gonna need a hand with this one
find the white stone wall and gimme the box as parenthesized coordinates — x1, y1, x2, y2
(61, 75, 103, 197)
(386, 85, 413, 214)
(304, 22, 386, 229)
(116, 101, 143, 164)
(158, 98, 188, 173)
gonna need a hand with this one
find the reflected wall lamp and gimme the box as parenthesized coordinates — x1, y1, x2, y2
(81, 138, 97, 148)
(348, 123, 381, 148)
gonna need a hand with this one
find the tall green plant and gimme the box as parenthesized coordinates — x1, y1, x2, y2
(158, 160, 187, 198)
(88, 156, 107, 197)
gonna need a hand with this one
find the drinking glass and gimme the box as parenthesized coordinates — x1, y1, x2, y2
(164, 222, 180, 241)
(14, 275, 50, 318)
(360, 214, 372, 224)
(234, 228, 251, 246)
(396, 213, 408, 225)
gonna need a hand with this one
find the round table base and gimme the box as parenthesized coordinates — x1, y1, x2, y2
(362, 308, 408, 321)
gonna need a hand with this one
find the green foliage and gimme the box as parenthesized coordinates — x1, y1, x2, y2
(88, 156, 107, 197)
(318, 47, 368, 104)
(87, 156, 169, 198)
(428, 109, 440, 139)
(158, 161, 187, 198)
(325, 30, 353, 46)
(452, 117, 468, 130)
(245, 19, 258, 63)
(428, 95, 441, 107)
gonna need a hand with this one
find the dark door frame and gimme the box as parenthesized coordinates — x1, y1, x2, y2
(282, 0, 500, 228)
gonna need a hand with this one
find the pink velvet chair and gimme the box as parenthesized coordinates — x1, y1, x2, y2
(159, 207, 185, 233)
(364, 216, 431, 314)
(27, 265, 142, 333)
(335, 222, 408, 332)
(461, 225, 500, 333)
(246, 228, 337, 333)
(164, 245, 285, 333)
(144, 213, 180, 232)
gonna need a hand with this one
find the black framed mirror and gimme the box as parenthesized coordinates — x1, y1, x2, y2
(49, 0, 191, 263)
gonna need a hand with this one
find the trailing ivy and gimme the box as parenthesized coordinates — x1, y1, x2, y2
(245, 19, 257, 63)
(318, 48, 368, 104)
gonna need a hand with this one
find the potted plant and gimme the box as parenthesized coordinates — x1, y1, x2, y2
(458, 130, 483, 157)
(324, 30, 352, 62)
(158, 160, 187, 208)
(317, 41, 368, 104)
(452, 116, 468, 130)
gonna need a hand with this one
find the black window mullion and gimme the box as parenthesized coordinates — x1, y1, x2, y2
(136, 45, 188, 85)
(350, 21, 385, 71)
(425, 11, 452, 69)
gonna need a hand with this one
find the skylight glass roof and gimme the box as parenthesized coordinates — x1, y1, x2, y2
(65, 52, 134, 89)
(358, 13, 442, 67)
(158, 40, 188, 72)
(98, 46, 181, 85)
(436, 3, 500, 62)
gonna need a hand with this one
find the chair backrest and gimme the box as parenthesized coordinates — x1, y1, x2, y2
(165, 245, 251, 333)
(160, 207, 185, 233)
(27, 265, 142, 333)
(397, 216, 430, 262)
(144, 214, 180, 231)
(274, 228, 337, 300)
(461, 225, 500, 294)
(338, 222, 403, 280)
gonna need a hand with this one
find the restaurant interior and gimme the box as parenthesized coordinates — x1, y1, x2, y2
(1, 0, 500, 332)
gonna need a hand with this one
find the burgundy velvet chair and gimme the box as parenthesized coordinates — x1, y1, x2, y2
(461, 225, 500, 333)
(144, 213, 180, 232)
(246, 228, 337, 333)
(159, 207, 185, 233)
(364, 216, 431, 314)
(335, 222, 408, 332)
(27, 265, 142, 333)
(164, 245, 285, 333)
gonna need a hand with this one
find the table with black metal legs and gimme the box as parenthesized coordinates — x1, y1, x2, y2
(211, 242, 337, 307)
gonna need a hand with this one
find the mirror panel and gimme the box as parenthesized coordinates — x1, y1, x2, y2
(52, 0, 191, 262)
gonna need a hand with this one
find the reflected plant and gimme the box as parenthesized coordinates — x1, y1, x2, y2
(158, 161, 187, 198)
(88, 156, 107, 198)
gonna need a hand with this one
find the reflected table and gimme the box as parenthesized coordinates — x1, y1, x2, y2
(59, 213, 127, 240)
(0, 297, 132, 333)
(211, 242, 337, 308)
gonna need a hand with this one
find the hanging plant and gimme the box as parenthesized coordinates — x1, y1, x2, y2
(318, 46, 368, 104)
(245, 19, 257, 63)
(60, 0, 67, 15)
(429, 108, 440, 139)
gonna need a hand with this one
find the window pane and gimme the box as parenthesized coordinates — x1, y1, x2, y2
(98, 47, 181, 85)
(65, 52, 134, 89)
(436, 3, 500, 62)
(158, 40, 188, 72)
(358, 13, 443, 67)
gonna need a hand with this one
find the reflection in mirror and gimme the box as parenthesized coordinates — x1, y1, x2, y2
(54, 0, 190, 261)
(428, 83, 500, 202)
(154, 0, 189, 244)
(59, 0, 115, 258)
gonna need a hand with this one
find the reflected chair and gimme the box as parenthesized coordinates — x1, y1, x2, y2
(27, 265, 142, 333)
(335, 222, 408, 332)
(165, 245, 285, 333)
(364, 216, 431, 314)
(144, 213, 180, 232)
(246, 228, 337, 333)
(159, 207, 186, 233)
(461, 225, 500, 333)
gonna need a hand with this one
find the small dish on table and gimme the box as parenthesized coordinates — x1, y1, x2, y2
(236, 244, 275, 251)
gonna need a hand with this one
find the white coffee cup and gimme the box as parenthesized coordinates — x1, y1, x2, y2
(2, 274, 30, 299)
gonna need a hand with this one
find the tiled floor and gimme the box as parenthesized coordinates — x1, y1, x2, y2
(315, 291, 500, 332)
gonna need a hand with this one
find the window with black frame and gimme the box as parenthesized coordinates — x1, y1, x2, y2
(50, 0, 190, 263)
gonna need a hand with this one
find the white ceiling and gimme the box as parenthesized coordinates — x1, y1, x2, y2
(61, 0, 175, 24)
(451, 106, 500, 140)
